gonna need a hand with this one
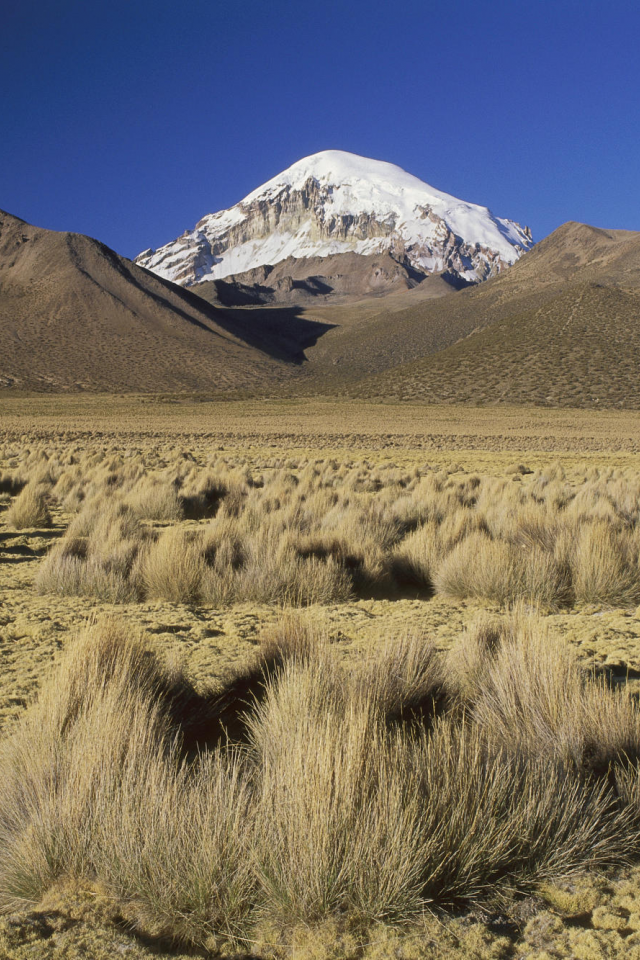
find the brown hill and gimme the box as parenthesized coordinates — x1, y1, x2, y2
(0, 210, 294, 393)
(3, 212, 639, 407)
(193, 251, 466, 307)
(338, 223, 640, 406)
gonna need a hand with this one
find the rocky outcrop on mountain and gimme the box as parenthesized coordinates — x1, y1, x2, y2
(193, 251, 466, 307)
(136, 151, 533, 288)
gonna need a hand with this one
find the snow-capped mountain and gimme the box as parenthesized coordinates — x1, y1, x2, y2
(135, 150, 533, 287)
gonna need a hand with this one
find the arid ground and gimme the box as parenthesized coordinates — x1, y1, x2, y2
(2, 397, 640, 959)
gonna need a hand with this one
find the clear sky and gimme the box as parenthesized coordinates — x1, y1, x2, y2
(2, 0, 639, 259)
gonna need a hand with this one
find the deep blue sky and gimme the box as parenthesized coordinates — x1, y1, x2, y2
(2, 0, 639, 259)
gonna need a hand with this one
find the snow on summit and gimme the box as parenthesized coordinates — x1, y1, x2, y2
(135, 150, 533, 287)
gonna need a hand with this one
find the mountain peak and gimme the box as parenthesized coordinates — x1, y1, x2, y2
(245, 150, 430, 193)
(136, 152, 533, 287)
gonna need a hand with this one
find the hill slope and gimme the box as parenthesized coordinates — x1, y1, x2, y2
(0, 210, 293, 393)
(347, 223, 640, 406)
(192, 250, 462, 306)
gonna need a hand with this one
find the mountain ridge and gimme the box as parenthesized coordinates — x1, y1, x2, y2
(2, 205, 639, 408)
(0, 209, 294, 392)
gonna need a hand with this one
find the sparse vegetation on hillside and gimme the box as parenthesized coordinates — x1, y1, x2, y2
(353, 283, 640, 407)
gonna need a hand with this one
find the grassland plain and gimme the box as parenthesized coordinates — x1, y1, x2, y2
(3, 396, 640, 958)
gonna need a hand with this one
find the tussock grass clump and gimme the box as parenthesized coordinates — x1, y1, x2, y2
(178, 470, 244, 520)
(357, 631, 445, 723)
(35, 553, 136, 602)
(573, 521, 640, 606)
(94, 748, 256, 947)
(257, 614, 326, 667)
(0, 619, 255, 944)
(0, 620, 173, 907)
(125, 479, 182, 521)
(248, 662, 427, 924)
(412, 719, 628, 905)
(450, 610, 640, 774)
(27, 453, 640, 608)
(6, 482, 51, 530)
(444, 613, 503, 702)
(35, 502, 148, 602)
(142, 527, 204, 603)
(434, 532, 570, 606)
(1, 614, 639, 952)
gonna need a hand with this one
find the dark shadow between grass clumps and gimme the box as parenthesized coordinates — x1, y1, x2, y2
(168, 623, 322, 754)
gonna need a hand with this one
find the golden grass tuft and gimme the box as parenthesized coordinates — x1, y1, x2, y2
(0, 613, 638, 953)
(23, 452, 640, 609)
(410, 718, 628, 906)
(6, 482, 51, 530)
(125, 479, 182, 521)
(573, 521, 640, 606)
(0, 619, 173, 908)
(141, 527, 204, 603)
(247, 660, 427, 924)
(356, 631, 445, 723)
(452, 609, 640, 774)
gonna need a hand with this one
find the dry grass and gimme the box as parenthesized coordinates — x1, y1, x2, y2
(142, 527, 204, 603)
(94, 749, 256, 948)
(411, 719, 626, 905)
(4, 409, 640, 957)
(4, 396, 640, 460)
(0, 620, 174, 907)
(453, 611, 640, 774)
(356, 631, 445, 723)
(21, 451, 640, 610)
(125, 479, 182, 521)
(6, 482, 51, 530)
(0, 619, 255, 947)
(573, 521, 640, 606)
(0, 614, 638, 955)
(248, 661, 427, 924)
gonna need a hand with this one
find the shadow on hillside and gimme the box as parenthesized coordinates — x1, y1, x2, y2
(100, 243, 337, 365)
(216, 305, 337, 364)
(148, 263, 339, 364)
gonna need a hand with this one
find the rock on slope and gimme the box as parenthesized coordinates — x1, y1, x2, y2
(0, 209, 292, 392)
(135, 150, 533, 288)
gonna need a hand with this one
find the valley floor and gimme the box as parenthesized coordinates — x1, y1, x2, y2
(2, 396, 640, 958)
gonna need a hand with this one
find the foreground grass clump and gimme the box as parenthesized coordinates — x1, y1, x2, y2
(0, 613, 639, 955)
(247, 658, 428, 924)
(447, 611, 640, 774)
(0, 619, 256, 948)
(6, 482, 51, 530)
(15, 447, 640, 609)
